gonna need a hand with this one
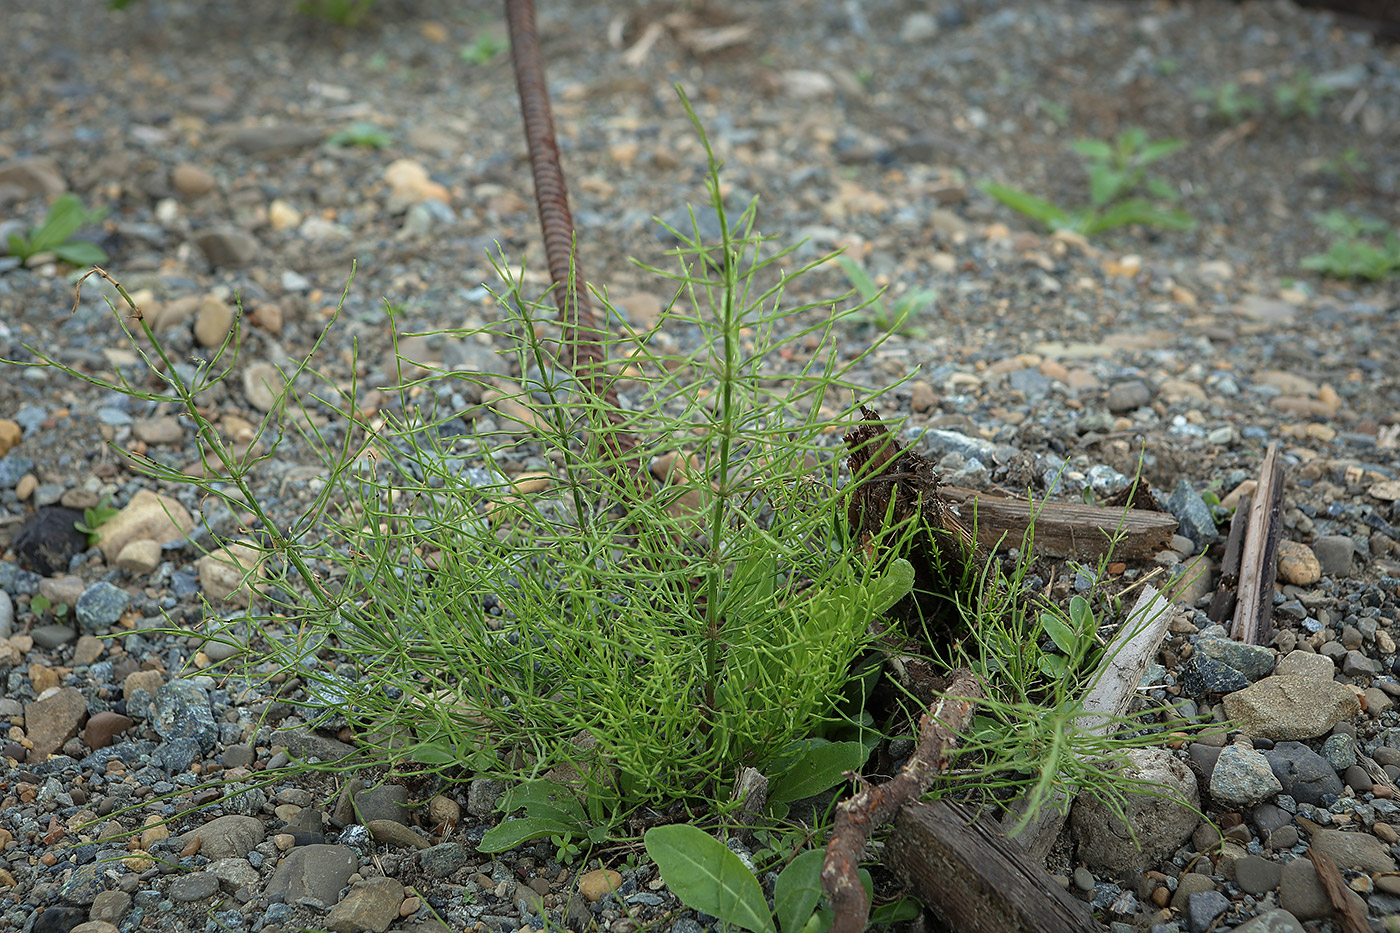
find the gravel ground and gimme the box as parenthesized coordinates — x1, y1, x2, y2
(2, 1, 1400, 932)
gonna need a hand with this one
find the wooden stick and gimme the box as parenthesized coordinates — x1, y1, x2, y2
(939, 487, 1178, 561)
(821, 669, 981, 933)
(1207, 491, 1249, 625)
(999, 586, 1172, 861)
(886, 800, 1102, 933)
(1307, 847, 1369, 933)
(1231, 443, 1283, 645)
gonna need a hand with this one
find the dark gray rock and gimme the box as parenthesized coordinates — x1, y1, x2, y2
(169, 871, 220, 902)
(1179, 653, 1249, 696)
(335, 782, 411, 827)
(1167, 479, 1219, 550)
(179, 815, 265, 859)
(419, 842, 469, 879)
(1209, 744, 1281, 807)
(33, 906, 86, 933)
(149, 679, 218, 752)
(0, 453, 36, 489)
(1186, 890, 1230, 933)
(31, 623, 77, 649)
(265, 844, 357, 908)
(1264, 742, 1343, 806)
(1234, 854, 1282, 895)
(1197, 638, 1276, 681)
(1312, 535, 1354, 576)
(57, 864, 104, 904)
(1106, 379, 1152, 413)
(74, 581, 129, 634)
(223, 125, 325, 156)
(194, 227, 258, 268)
(1231, 909, 1304, 933)
(12, 506, 85, 575)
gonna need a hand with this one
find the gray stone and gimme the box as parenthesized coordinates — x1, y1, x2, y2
(207, 858, 260, 893)
(1265, 742, 1344, 806)
(419, 842, 469, 879)
(265, 844, 357, 908)
(179, 815, 265, 859)
(1197, 638, 1275, 681)
(1167, 478, 1219, 549)
(58, 864, 105, 904)
(88, 889, 131, 922)
(223, 125, 325, 156)
(1170, 873, 1216, 910)
(194, 227, 258, 268)
(1273, 650, 1334, 680)
(0, 453, 35, 488)
(1234, 854, 1282, 895)
(0, 157, 67, 199)
(1312, 535, 1354, 576)
(149, 679, 218, 752)
(1309, 827, 1397, 873)
(367, 820, 428, 850)
(169, 872, 220, 902)
(467, 777, 505, 818)
(336, 782, 411, 826)
(74, 582, 128, 635)
(324, 877, 405, 933)
(25, 686, 88, 762)
(1231, 909, 1304, 933)
(31, 623, 77, 649)
(265, 728, 355, 763)
(1071, 747, 1200, 872)
(1186, 890, 1230, 933)
(1209, 744, 1282, 807)
(1106, 379, 1152, 413)
(1340, 650, 1378, 677)
(1179, 653, 1249, 696)
(1222, 675, 1360, 741)
(1320, 733, 1357, 771)
(0, 590, 12, 638)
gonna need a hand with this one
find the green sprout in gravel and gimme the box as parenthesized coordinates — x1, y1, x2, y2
(980, 128, 1194, 237)
(1302, 210, 1400, 281)
(6, 193, 108, 266)
(326, 121, 392, 149)
(1193, 81, 1263, 124)
(75, 493, 121, 546)
(835, 255, 937, 337)
(461, 33, 509, 66)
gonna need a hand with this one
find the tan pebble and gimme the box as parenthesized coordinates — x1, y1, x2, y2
(14, 474, 37, 501)
(1318, 384, 1341, 411)
(510, 472, 552, 495)
(252, 303, 283, 334)
(115, 539, 162, 574)
(40, 851, 58, 867)
(578, 868, 622, 902)
(0, 868, 15, 886)
(909, 380, 937, 412)
(419, 21, 448, 42)
(267, 199, 302, 232)
(427, 794, 461, 828)
(139, 814, 168, 850)
(1376, 822, 1399, 843)
(0, 419, 20, 456)
(194, 295, 234, 349)
(1170, 284, 1197, 308)
(123, 851, 153, 871)
(1276, 540, 1322, 586)
(609, 142, 639, 167)
(180, 835, 202, 857)
(1064, 369, 1100, 391)
(172, 163, 216, 199)
(273, 804, 301, 822)
(274, 833, 296, 851)
(1038, 360, 1069, 383)
(400, 896, 420, 917)
(1221, 480, 1257, 511)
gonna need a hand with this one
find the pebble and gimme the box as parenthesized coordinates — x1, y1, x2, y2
(194, 227, 259, 268)
(171, 163, 216, 199)
(1276, 540, 1322, 586)
(1222, 675, 1360, 741)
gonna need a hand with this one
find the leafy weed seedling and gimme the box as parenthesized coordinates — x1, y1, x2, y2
(5, 193, 108, 266)
(297, 0, 377, 27)
(1193, 81, 1263, 124)
(980, 128, 1193, 236)
(835, 255, 937, 336)
(461, 33, 509, 66)
(75, 494, 122, 546)
(1302, 211, 1400, 281)
(326, 121, 392, 149)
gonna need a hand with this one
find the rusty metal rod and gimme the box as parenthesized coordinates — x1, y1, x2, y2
(504, 0, 617, 412)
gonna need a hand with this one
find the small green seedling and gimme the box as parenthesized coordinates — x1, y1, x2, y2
(297, 0, 377, 26)
(477, 780, 616, 856)
(74, 494, 122, 546)
(835, 256, 937, 336)
(1193, 81, 1263, 124)
(29, 595, 69, 619)
(461, 34, 509, 66)
(1302, 211, 1400, 281)
(326, 122, 392, 149)
(980, 128, 1193, 237)
(1273, 68, 1330, 120)
(6, 194, 108, 266)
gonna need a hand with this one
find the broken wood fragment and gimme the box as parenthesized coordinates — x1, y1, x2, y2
(999, 586, 1172, 862)
(886, 800, 1102, 933)
(1207, 491, 1249, 625)
(1307, 847, 1370, 933)
(1231, 442, 1284, 645)
(821, 668, 981, 933)
(939, 486, 1179, 561)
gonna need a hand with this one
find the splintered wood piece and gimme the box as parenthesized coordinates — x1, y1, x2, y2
(1207, 491, 1250, 625)
(938, 487, 1179, 560)
(1231, 442, 1284, 645)
(821, 669, 981, 933)
(886, 800, 1101, 933)
(999, 586, 1172, 861)
(1307, 847, 1370, 933)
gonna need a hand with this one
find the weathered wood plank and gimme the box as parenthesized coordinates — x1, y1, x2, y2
(940, 487, 1178, 560)
(1231, 442, 1283, 645)
(886, 800, 1103, 933)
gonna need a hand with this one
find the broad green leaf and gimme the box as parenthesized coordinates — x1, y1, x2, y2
(774, 848, 825, 933)
(1039, 611, 1076, 656)
(870, 896, 923, 926)
(500, 780, 586, 822)
(1068, 595, 1094, 635)
(53, 241, 108, 266)
(33, 194, 87, 251)
(479, 816, 580, 853)
(978, 182, 1069, 228)
(868, 558, 915, 616)
(1087, 168, 1122, 209)
(7, 233, 30, 258)
(769, 741, 867, 804)
(645, 825, 775, 933)
(1137, 138, 1186, 165)
(1069, 139, 1113, 161)
(409, 742, 457, 766)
